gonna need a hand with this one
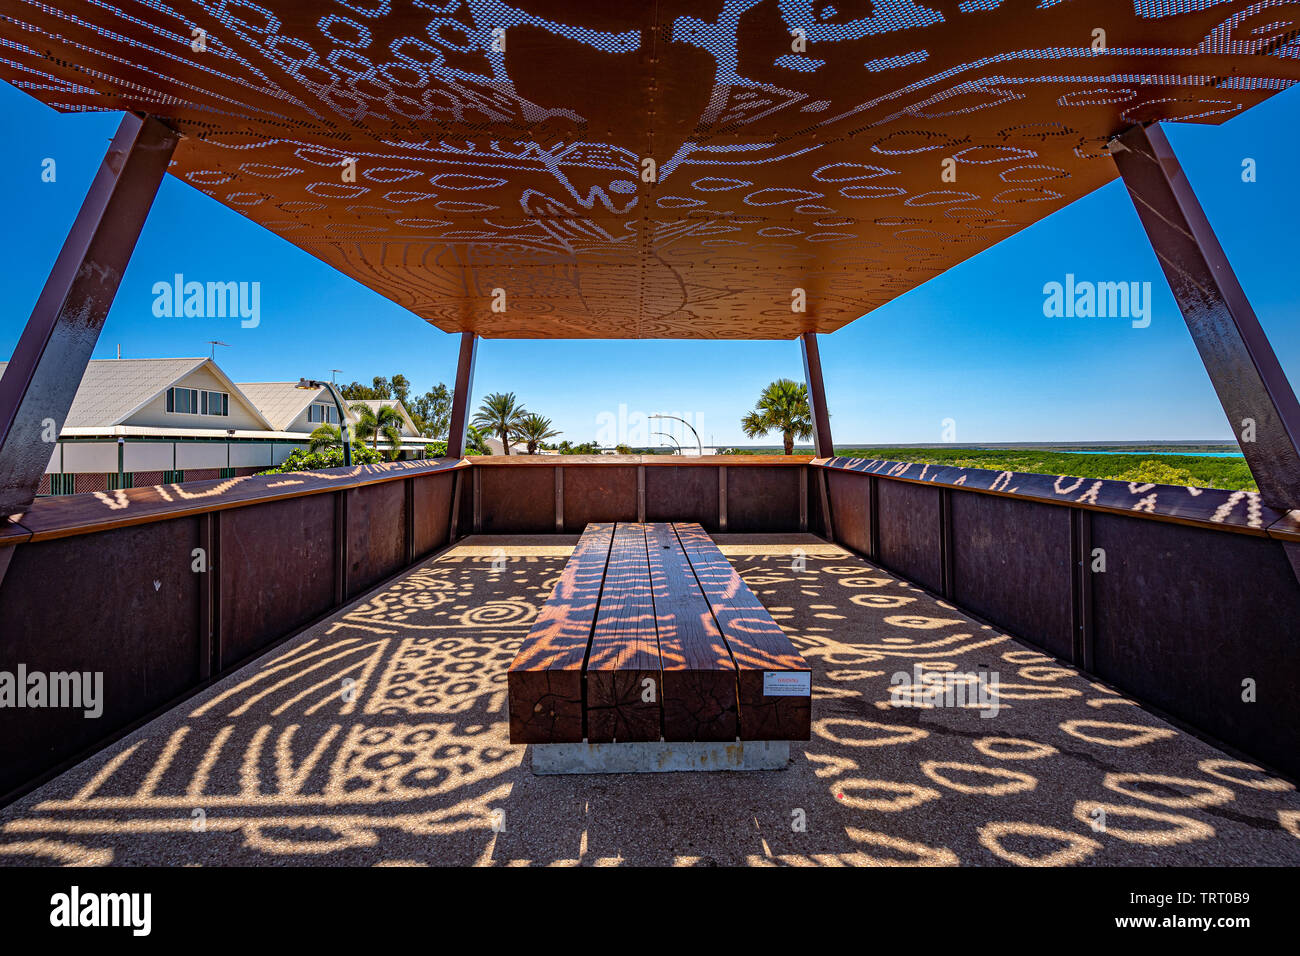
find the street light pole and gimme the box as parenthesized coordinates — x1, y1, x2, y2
(326, 382, 353, 466)
(653, 430, 681, 455)
(649, 414, 702, 456)
(297, 378, 352, 466)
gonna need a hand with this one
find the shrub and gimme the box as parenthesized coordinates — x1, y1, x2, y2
(257, 445, 383, 475)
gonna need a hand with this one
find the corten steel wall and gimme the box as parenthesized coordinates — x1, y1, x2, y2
(465, 456, 813, 536)
(819, 457, 1300, 781)
(0, 458, 464, 801)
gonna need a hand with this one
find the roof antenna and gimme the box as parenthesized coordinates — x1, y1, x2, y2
(116, 344, 121, 360)
(209, 340, 230, 361)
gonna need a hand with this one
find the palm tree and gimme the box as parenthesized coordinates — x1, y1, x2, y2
(740, 378, 814, 455)
(308, 423, 342, 453)
(350, 402, 404, 459)
(472, 391, 527, 455)
(465, 424, 492, 456)
(517, 413, 561, 454)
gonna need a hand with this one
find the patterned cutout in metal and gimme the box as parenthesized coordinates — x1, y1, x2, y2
(3, 1, 1298, 337)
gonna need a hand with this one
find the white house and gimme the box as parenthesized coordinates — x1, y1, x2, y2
(346, 398, 424, 447)
(4, 357, 439, 497)
(236, 389, 431, 458)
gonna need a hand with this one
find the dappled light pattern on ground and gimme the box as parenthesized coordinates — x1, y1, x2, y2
(1, 535, 1297, 867)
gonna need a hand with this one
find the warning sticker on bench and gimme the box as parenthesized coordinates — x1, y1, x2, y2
(763, 671, 811, 697)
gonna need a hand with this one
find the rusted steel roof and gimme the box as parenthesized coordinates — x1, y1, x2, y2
(2, 1, 1297, 338)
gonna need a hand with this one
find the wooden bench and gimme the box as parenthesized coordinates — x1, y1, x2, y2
(507, 522, 811, 746)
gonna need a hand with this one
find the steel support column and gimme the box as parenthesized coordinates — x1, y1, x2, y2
(0, 113, 178, 516)
(445, 331, 478, 459)
(1111, 122, 1300, 510)
(800, 331, 834, 458)
(449, 332, 486, 460)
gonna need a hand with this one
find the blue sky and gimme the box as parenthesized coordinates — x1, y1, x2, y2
(1, 77, 1297, 448)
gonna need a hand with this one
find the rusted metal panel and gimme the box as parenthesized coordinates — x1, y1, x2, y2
(0, 458, 467, 547)
(799, 469, 808, 532)
(449, 470, 464, 541)
(7, 5, 1298, 340)
(197, 512, 216, 679)
(472, 467, 482, 533)
(876, 479, 943, 593)
(644, 465, 719, 532)
(411, 470, 453, 558)
(560, 466, 637, 533)
(219, 494, 336, 667)
(1090, 513, 1300, 780)
(818, 457, 1285, 537)
(456, 468, 474, 539)
(826, 468, 870, 556)
(554, 467, 564, 532)
(717, 467, 728, 532)
(726, 466, 802, 533)
(1070, 509, 1095, 671)
(345, 480, 406, 597)
(480, 464, 554, 533)
(0, 518, 202, 799)
(949, 490, 1074, 660)
(806, 467, 826, 541)
(816, 469, 834, 542)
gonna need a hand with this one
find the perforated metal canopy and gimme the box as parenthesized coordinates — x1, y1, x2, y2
(3, 1, 1298, 338)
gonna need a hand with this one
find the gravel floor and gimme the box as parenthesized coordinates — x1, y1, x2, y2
(2, 533, 1297, 867)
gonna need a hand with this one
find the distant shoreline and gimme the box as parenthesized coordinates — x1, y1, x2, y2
(716, 442, 1243, 457)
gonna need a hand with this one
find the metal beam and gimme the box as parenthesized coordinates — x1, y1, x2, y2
(0, 113, 178, 516)
(445, 331, 478, 459)
(800, 331, 834, 458)
(1111, 122, 1300, 510)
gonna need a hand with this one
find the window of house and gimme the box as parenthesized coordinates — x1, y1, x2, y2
(307, 403, 339, 424)
(166, 387, 228, 416)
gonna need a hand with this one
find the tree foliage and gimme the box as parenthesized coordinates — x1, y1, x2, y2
(517, 412, 561, 453)
(741, 378, 814, 455)
(408, 383, 453, 439)
(257, 445, 382, 475)
(336, 372, 575, 454)
(350, 402, 405, 459)
(465, 424, 492, 455)
(472, 391, 528, 455)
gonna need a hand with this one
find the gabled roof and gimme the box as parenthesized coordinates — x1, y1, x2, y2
(234, 382, 345, 433)
(0, 357, 275, 430)
(351, 399, 421, 437)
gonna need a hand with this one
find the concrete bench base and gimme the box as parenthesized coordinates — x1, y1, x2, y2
(530, 739, 790, 775)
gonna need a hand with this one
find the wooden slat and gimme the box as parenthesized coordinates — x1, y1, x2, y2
(585, 522, 662, 742)
(506, 522, 613, 744)
(646, 523, 737, 741)
(674, 522, 811, 740)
